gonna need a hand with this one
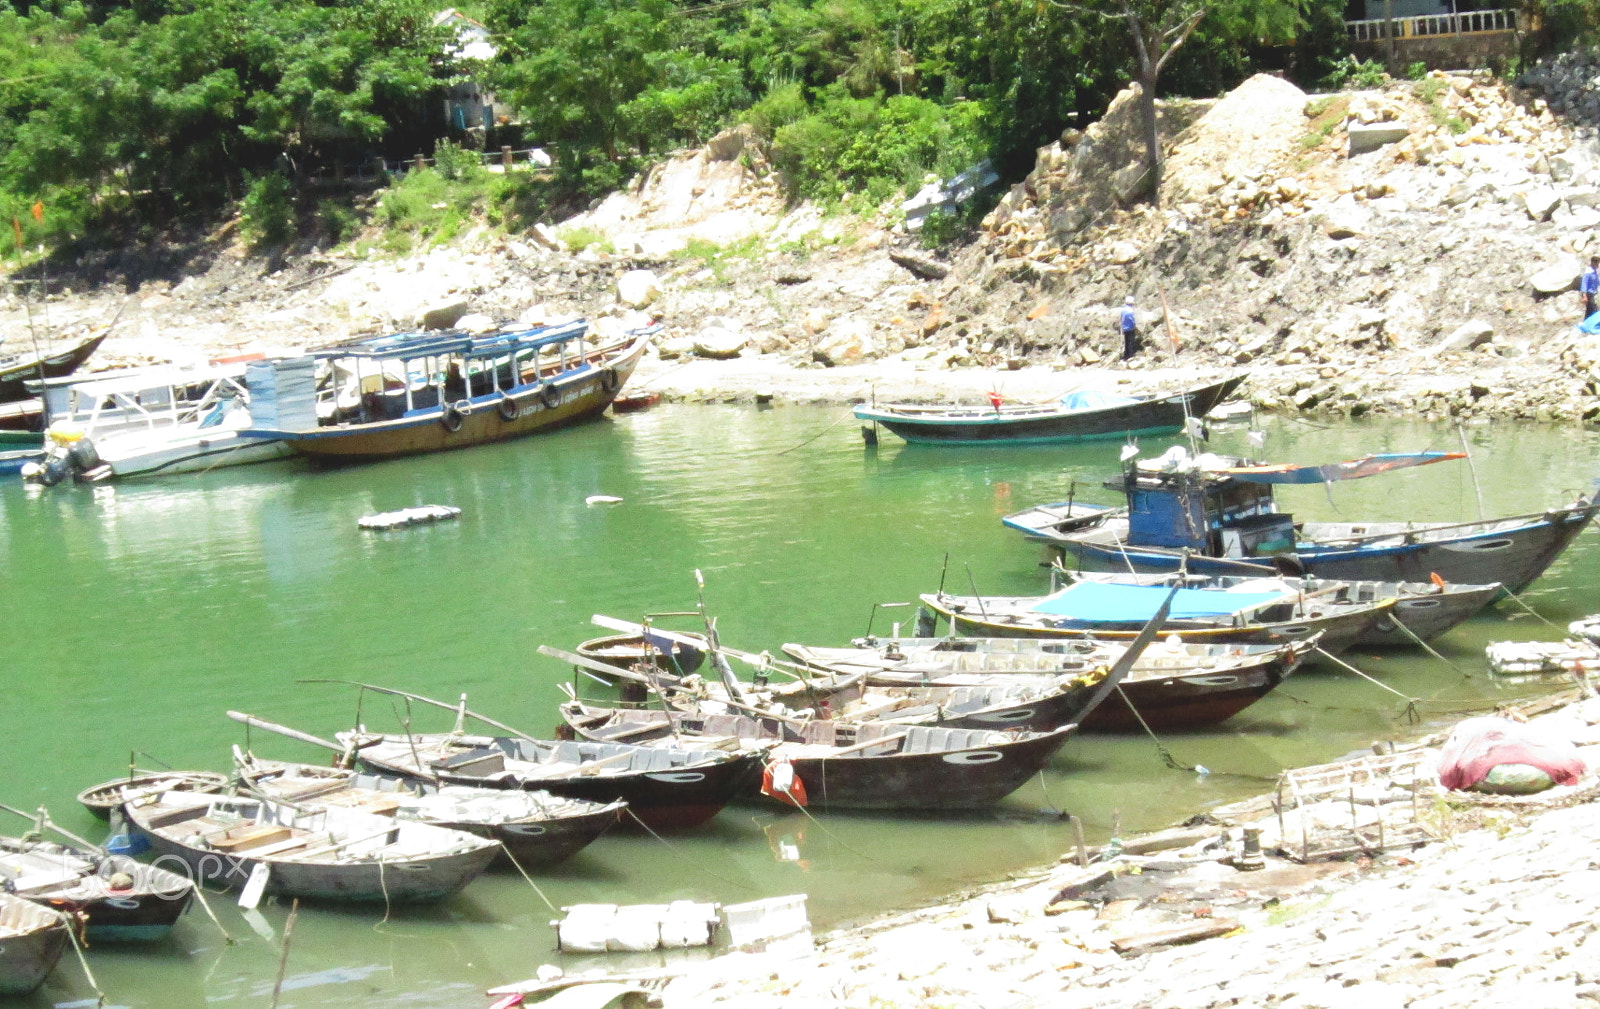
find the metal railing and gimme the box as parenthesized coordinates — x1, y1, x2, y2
(1347, 8, 1516, 42)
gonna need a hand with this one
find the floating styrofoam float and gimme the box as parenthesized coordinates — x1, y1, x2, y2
(358, 504, 462, 531)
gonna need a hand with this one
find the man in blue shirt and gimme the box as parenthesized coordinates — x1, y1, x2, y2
(1582, 257, 1599, 319)
(1119, 296, 1138, 361)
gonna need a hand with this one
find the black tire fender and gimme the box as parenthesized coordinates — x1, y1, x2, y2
(538, 381, 559, 409)
(440, 400, 470, 433)
(497, 394, 519, 422)
(599, 366, 620, 393)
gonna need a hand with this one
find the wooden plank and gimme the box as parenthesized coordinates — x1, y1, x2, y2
(1111, 918, 1240, 956)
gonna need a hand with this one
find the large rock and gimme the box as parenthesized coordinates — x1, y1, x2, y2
(1320, 199, 1370, 240)
(454, 313, 497, 334)
(1347, 123, 1410, 155)
(1530, 258, 1581, 295)
(530, 222, 562, 250)
(1434, 320, 1495, 353)
(420, 300, 471, 331)
(693, 326, 747, 359)
(617, 269, 662, 308)
(1520, 186, 1562, 222)
(813, 317, 877, 367)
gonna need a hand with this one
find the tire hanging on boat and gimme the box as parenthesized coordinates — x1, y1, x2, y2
(538, 381, 560, 409)
(497, 394, 519, 422)
(440, 401, 467, 433)
(599, 366, 620, 393)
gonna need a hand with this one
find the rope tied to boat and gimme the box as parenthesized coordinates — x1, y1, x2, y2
(1500, 586, 1566, 633)
(499, 845, 558, 914)
(1114, 684, 1197, 772)
(1313, 647, 1421, 724)
(63, 909, 105, 1007)
(1384, 613, 1471, 677)
(621, 808, 759, 890)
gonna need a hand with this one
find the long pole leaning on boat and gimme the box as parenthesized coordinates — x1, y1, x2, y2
(1078, 583, 1181, 717)
(296, 679, 544, 744)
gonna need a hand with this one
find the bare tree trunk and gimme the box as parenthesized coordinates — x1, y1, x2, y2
(1139, 69, 1161, 205)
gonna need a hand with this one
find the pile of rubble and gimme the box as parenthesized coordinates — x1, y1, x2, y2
(1519, 48, 1600, 130)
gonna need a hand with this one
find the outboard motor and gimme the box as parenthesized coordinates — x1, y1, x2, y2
(67, 437, 99, 472)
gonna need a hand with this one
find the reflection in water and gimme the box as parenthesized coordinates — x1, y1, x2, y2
(0, 408, 1597, 1006)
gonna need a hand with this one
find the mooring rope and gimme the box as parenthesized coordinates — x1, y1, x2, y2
(499, 845, 558, 913)
(1500, 586, 1567, 632)
(1114, 684, 1196, 772)
(63, 913, 105, 1007)
(776, 406, 858, 456)
(1385, 613, 1470, 677)
(622, 808, 757, 889)
(1314, 646, 1421, 723)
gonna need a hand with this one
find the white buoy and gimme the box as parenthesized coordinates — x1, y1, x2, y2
(586, 495, 624, 506)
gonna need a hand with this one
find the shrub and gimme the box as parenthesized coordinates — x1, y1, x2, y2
(1321, 55, 1389, 90)
(239, 172, 296, 248)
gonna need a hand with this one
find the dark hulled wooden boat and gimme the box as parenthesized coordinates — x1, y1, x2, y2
(244, 323, 651, 463)
(1004, 449, 1597, 594)
(783, 636, 1317, 732)
(558, 703, 1081, 811)
(0, 895, 68, 996)
(338, 732, 764, 832)
(0, 836, 193, 942)
(120, 791, 499, 904)
(77, 771, 231, 820)
(1065, 572, 1503, 647)
(235, 757, 624, 868)
(918, 582, 1390, 656)
(0, 331, 108, 403)
(853, 374, 1246, 445)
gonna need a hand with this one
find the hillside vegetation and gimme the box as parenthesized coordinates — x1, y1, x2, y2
(0, 0, 1368, 266)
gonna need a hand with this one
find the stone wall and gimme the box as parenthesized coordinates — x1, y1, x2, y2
(1349, 30, 1517, 71)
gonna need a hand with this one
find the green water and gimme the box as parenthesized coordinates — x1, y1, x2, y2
(1, 407, 1597, 1007)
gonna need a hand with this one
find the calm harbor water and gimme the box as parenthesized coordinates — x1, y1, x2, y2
(1, 405, 1598, 1007)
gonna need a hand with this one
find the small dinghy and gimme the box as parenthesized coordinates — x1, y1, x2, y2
(119, 791, 499, 904)
(0, 826, 194, 942)
(358, 504, 461, 530)
(77, 771, 231, 821)
(0, 894, 69, 996)
(233, 748, 624, 867)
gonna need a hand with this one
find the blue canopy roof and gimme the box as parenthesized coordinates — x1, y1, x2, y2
(1028, 582, 1290, 622)
(1216, 451, 1464, 485)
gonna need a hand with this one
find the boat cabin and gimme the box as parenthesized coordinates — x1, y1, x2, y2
(41, 364, 255, 438)
(1117, 462, 1292, 559)
(249, 319, 590, 430)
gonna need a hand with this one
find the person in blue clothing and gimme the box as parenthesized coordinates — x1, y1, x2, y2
(1582, 256, 1599, 319)
(1119, 295, 1138, 361)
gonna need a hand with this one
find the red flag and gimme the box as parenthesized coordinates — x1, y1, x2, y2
(29, 201, 42, 222)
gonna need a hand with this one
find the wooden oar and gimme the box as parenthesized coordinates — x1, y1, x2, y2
(536, 645, 688, 692)
(297, 679, 543, 745)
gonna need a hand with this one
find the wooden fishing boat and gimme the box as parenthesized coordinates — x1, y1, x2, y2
(120, 791, 499, 903)
(234, 754, 624, 868)
(77, 771, 231, 820)
(242, 321, 653, 462)
(0, 330, 107, 403)
(918, 580, 1391, 655)
(558, 634, 1110, 733)
(1004, 448, 1598, 593)
(783, 636, 1318, 732)
(0, 894, 69, 996)
(338, 732, 764, 833)
(0, 835, 193, 942)
(853, 374, 1246, 445)
(1063, 572, 1503, 647)
(558, 704, 1082, 811)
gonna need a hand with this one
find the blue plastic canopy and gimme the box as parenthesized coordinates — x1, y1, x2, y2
(1058, 389, 1142, 411)
(1216, 451, 1464, 485)
(1028, 582, 1290, 622)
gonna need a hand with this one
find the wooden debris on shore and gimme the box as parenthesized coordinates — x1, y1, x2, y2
(1265, 747, 1440, 863)
(1110, 918, 1241, 956)
(357, 504, 461, 531)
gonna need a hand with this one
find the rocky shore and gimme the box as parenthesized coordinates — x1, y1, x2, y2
(647, 687, 1600, 1009)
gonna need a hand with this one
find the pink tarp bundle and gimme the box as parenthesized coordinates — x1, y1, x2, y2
(1436, 716, 1587, 791)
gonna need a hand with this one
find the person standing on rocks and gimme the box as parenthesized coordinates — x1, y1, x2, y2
(1119, 296, 1139, 361)
(1582, 257, 1599, 319)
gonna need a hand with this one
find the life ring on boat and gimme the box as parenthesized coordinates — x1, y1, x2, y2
(599, 366, 620, 393)
(440, 400, 470, 433)
(497, 394, 519, 422)
(538, 381, 560, 409)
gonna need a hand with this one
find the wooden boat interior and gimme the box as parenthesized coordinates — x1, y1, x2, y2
(242, 760, 612, 822)
(135, 794, 490, 860)
(0, 896, 62, 938)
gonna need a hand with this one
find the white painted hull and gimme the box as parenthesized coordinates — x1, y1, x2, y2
(103, 433, 291, 477)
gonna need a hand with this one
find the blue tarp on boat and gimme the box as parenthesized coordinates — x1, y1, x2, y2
(1028, 582, 1289, 621)
(1058, 389, 1142, 411)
